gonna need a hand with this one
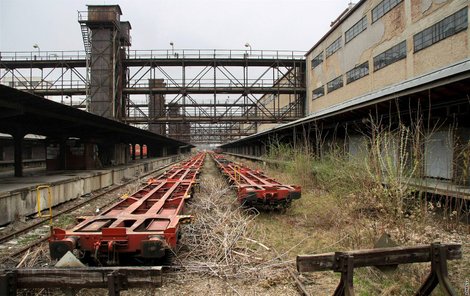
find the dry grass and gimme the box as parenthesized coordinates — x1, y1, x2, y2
(176, 174, 269, 278)
(165, 158, 306, 295)
(233, 138, 470, 295)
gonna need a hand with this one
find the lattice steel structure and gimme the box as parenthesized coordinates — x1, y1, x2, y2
(0, 6, 306, 145)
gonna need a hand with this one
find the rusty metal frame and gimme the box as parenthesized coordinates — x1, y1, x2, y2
(49, 153, 205, 264)
(211, 153, 301, 209)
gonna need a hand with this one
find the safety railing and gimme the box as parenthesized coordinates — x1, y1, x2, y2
(5, 80, 87, 90)
(77, 9, 121, 23)
(0, 51, 87, 61)
(4, 79, 302, 91)
(0, 49, 305, 62)
(127, 49, 305, 60)
(127, 78, 302, 89)
(36, 185, 53, 224)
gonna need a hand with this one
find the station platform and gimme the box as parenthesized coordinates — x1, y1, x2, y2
(225, 152, 470, 202)
(0, 155, 181, 226)
(409, 178, 470, 201)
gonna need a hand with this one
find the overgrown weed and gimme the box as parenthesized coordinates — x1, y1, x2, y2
(250, 123, 469, 295)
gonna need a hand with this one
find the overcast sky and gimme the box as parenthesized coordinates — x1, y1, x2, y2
(0, 0, 352, 53)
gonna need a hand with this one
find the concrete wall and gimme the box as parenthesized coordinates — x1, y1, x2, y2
(0, 155, 181, 226)
(306, 0, 469, 114)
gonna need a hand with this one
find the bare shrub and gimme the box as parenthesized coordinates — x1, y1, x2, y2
(176, 169, 289, 280)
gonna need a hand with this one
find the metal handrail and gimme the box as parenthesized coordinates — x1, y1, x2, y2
(6, 79, 300, 90)
(0, 51, 87, 61)
(77, 9, 120, 22)
(8, 80, 87, 89)
(127, 49, 305, 60)
(127, 78, 299, 88)
(77, 11, 87, 22)
(0, 49, 305, 61)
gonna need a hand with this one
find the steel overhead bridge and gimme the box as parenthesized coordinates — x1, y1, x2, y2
(0, 49, 304, 67)
(0, 49, 306, 144)
(124, 115, 300, 124)
(0, 49, 305, 95)
(18, 85, 303, 96)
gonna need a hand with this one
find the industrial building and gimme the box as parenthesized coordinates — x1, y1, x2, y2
(0, 2, 468, 294)
(222, 0, 470, 192)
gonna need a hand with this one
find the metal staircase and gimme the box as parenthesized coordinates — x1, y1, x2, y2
(78, 11, 91, 111)
(80, 23, 91, 55)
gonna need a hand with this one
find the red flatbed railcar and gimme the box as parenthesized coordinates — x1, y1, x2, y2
(211, 153, 301, 209)
(49, 153, 205, 265)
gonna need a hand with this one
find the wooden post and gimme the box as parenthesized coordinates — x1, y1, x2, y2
(0, 267, 162, 295)
(297, 243, 461, 296)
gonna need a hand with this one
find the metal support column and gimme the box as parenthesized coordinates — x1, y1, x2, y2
(131, 144, 136, 160)
(13, 131, 25, 177)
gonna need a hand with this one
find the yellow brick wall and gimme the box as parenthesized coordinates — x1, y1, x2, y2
(306, 0, 469, 114)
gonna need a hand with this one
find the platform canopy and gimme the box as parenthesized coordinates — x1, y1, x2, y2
(0, 85, 192, 148)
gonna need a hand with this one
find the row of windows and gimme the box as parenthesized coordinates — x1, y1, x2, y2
(322, 8, 466, 71)
(313, 16, 461, 100)
(312, 52, 323, 68)
(372, 0, 402, 23)
(313, 58, 372, 99)
(326, 76, 344, 93)
(312, 0, 405, 67)
(373, 40, 406, 71)
(312, 86, 325, 99)
(345, 16, 368, 43)
(346, 61, 369, 84)
(313, 39, 404, 99)
(313, 7, 466, 101)
(414, 7, 468, 52)
(326, 37, 342, 57)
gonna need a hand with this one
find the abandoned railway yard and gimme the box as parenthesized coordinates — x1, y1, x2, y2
(0, 153, 468, 295)
(1, 0, 470, 295)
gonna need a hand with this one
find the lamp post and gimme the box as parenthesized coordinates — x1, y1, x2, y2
(244, 43, 252, 55)
(170, 42, 174, 54)
(33, 44, 40, 60)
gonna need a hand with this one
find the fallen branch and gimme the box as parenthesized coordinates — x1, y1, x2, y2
(243, 237, 271, 251)
(16, 248, 30, 268)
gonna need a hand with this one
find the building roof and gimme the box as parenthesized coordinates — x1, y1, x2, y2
(86, 4, 123, 15)
(0, 85, 193, 148)
(305, 1, 366, 56)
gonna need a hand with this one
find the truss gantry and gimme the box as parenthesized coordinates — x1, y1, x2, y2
(0, 49, 305, 144)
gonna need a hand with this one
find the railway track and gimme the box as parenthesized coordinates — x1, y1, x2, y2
(1, 153, 311, 296)
(0, 156, 183, 264)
